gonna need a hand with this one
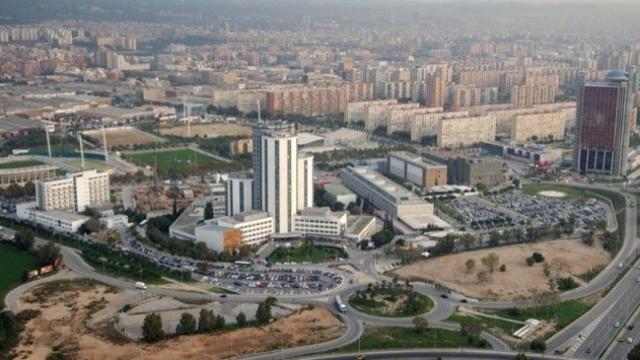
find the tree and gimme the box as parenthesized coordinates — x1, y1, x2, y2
(464, 259, 476, 274)
(499, 264, 507, 272)
(214, 314, 226, 330)
(236, 312, 247, 327)
(204, 201, 214, 220)
(412, 316, 429, 334)
(526, 257, 535, 266)
(581, 231, 595, 246)
(256, 299, 273, 324)
(176, 312, 197, 335)
(0, 311, 21, 355)
(530, 338, 546, 352)
(481, 253, 500, 273)
(628, 342, 640, 360)
(514, 353, 528, 360)
(14, 229, 35, 251)
(198, 309, 214, 332)
(532, 252, 545, 263)
(460, 323, 481, 339)
(477, 270, 490, 284)
(36, 243, 61, 267)
(142, 313, 164, 343)
(79, 217, 100, 234)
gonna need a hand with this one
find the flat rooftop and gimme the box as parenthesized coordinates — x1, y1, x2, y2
(0, 117, 43, 133)
(170, 199, 208, 236)
(220, 210, 270, 225)
(345, 166, 419, 203)
(390, 151, 447, 168)
(324, 183, 355, 197)
(298, 207, 346, 219)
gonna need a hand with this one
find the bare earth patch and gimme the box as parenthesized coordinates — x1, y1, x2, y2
(15, 278, 344, 360)
(84, 127, 161, 146)
(159, 123, 252, 138)
(393, 239, 610, 301)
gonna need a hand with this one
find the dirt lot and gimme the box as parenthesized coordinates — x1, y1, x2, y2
(84, 127, 161, 146)
(14, 278, 344, 360)
(393, 239, 610, 301)
(159, 123, 252, 138)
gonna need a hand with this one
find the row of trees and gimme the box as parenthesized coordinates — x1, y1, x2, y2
(13, 229, 61, 267)
(142, 297, 276, 343)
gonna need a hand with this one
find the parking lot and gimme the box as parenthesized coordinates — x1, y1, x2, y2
(197, 268, 344, 296)
(487, 191, 608, 229)
(129, 239, 344, 296)
(446, 196, 515, 230)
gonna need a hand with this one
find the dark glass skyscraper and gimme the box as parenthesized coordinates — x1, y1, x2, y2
(574, 70, 632, 177)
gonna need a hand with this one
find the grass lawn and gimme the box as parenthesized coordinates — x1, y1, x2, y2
(448, 313, 521, 336)
(62, 158, 111, 171)
(349, 286, 433, 317)
(0, 160, 43, 169)
(630, 136, 640, 148)
(0, 242, 39, 309)
(125, 148, 241, 177)
(495, 300, 591, 338)
(267, 245, 345, 264)
(335, 326, 489, 353)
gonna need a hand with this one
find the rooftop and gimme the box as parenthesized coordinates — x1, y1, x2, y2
(324, 183, 356, 197)
(298, 207, 346, 219)
(344, 166, 420, 203)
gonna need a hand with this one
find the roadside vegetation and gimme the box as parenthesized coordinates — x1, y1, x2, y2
(349, 281, 433, 317)
(335, 324, 489, 353)
(0, 241, 39, 309)
(0, 218, 190, 284)
(267, 240, 345, 264)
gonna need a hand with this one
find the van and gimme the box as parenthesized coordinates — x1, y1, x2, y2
(135, 282, 147, 290)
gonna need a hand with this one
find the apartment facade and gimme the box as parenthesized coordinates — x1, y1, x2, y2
(437, 115, 496, 148)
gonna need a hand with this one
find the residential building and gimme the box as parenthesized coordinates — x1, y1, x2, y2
(510, 109, 572, 142)
(437, 115, 496, 147)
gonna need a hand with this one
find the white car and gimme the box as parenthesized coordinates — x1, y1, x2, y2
(614, 321, 621, 328)
(628, 338, 634, 344)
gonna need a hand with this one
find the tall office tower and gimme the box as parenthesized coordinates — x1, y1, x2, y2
(574, 70, 632, 177)
(297, 153, 314, 211)
(36, 170, 110, 212)
(251, 121, 295, 211)
(260, 130, 298, 234)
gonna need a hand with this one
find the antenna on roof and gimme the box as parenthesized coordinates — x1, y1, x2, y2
(77, 133, 85, 171)
(257, 99, 262, 122)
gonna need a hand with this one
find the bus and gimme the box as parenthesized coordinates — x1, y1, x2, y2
(335, 295, 347, 313)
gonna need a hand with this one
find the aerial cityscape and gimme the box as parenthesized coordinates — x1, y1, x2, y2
(2, 1, 640, 359)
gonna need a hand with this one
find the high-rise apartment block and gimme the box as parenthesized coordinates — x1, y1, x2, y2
(36, 170, 110, 212)
(574, 70, 632, 176)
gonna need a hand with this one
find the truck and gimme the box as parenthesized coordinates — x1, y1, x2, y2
(335, 295, 347, 313)
(135, 281, 148, 290)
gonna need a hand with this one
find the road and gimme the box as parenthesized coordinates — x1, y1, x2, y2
(300, 349, 574, 360)
(545, 192, 638, 358)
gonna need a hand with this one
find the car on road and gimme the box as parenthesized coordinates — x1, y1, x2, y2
(636, 277, 640, 283)
(618, 263, 624, 269)
(440, 294, 448, 299)
(628, 338, 634, 344)
(615, 321, 621, 328)
(629, 324, 635, 330)
(585, 348, 592, 354)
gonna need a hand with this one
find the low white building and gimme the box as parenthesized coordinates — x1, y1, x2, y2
(99, 214, 130, 229)
(17, 201, 89, 233)
(215, 210, 274, 247)
(293, 207, 348, 237)
(345, 215, 377, 242)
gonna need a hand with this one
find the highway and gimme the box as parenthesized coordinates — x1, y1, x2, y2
(545, 192, 639, 358)
(300, 349, 574, 360)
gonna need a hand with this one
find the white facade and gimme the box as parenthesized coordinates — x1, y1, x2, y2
(216, 210, 275, 246)
(297, 153, 314, 211)
(36, 170, 110, 212)
(293, 207, 348, 237)
(99, 214, 130, 229)
(261, 132, 298, 234)
(17, 201, 89, 233)
(226, 171, 253, 216)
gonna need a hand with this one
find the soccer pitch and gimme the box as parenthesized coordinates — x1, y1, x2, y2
(127, 148, 225, 173)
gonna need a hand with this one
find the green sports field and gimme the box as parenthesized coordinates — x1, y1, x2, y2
(126, 149, 239, 176)
(0, 160, 43, 169)
(0, 242, 39, 308)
